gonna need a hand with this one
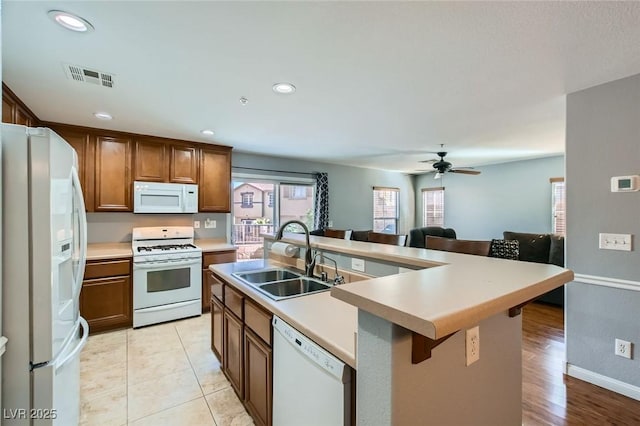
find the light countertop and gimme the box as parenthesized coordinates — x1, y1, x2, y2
(87, 238, 236, 261)
(87, 242, 132, 260)
(266, 234, 574, 340)
(196, 239, 237, 252)
(210, 260, 358, 368)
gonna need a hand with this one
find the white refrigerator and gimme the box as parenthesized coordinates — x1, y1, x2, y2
(1, 124, 88, 425)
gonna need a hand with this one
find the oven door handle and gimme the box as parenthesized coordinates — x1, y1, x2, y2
(133, 258, 201, 269)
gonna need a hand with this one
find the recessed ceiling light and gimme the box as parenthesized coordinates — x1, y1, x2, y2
(93, 112, 112, 120)
(201, 129, 215, 136)
(239, 97, 248, 105)
(272, 83, 296, 94)
(48, 10, 94, 32)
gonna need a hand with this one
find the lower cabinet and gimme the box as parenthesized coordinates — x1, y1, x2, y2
(211, 296, 224, 362)
(224, 310, 245, 398)
(244, 329, 272, 426)
(214, 276, 274, 426)
(202, 250, 237, 313)
(80, 258, 132, 334)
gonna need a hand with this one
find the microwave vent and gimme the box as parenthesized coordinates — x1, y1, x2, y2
(63, 63, 114, 88)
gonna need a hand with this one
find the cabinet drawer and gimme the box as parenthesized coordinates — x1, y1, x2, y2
(84, 258, 131, 279)
(208, 271, 224, 301)
(224, 285, 244, 319)
(245, 299, 272, 346)
(203, 250, 237, 268)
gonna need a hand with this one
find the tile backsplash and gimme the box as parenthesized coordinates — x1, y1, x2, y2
(87, 212, 228, 243)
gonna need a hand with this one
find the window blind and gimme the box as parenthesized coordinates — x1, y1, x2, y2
(551, 179, 566, 235)
(422, 187, 444, 227)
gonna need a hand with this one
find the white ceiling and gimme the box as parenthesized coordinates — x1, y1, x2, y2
(3, 1, 640, 173)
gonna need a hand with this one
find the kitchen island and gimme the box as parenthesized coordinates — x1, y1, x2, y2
(212, 234, 573, 425)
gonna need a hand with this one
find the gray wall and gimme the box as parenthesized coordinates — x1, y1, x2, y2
(233, 152, 415, 234)
(414, 156, 564, 240)
(566, 73, 640, 386)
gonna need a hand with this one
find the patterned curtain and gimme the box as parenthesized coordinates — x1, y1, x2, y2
(314, 172, 329, 230)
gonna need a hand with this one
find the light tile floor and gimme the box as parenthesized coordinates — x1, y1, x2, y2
(80, 313, 254, 426)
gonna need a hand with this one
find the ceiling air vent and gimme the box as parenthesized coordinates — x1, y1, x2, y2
(63, 63, 114, 88)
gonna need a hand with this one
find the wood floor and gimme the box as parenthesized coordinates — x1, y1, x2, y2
(522, 302, 640, 425)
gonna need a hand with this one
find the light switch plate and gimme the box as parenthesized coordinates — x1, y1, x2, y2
(351, 258, 365, 272)
(599, 233, 632, 251)
(194, 220, 200, 229)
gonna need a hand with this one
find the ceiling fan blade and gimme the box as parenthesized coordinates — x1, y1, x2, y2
(419, 159, 438, 163)
(449, 169, 481, 175)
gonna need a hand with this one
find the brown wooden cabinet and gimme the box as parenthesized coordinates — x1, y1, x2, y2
(244, 318, 272, 426)
(52, 126, 95, 211)
(134, 139, 167, 182)
(199, 147, 232, 212)
(81, 258, 132, 334)
(213, 275, 274, 425)
(202, 250, 237, 312)
(95, 135, 132, 211)
(2, 84, 39, 126)
(224, 309, 245, 398)
(3, 83, 233, 214)
(170, 145, 198, 183)
(211, 296, 224, 362)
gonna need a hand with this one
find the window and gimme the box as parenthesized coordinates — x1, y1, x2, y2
(551, 178, 566, 235)
(288, 186, 308, 199)
(241, 192, 254, 208)
(422, 187, 444, 227)
(373, 187, 399, 233)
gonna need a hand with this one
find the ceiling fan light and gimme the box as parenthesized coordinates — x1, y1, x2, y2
(434, 172, 442, 180)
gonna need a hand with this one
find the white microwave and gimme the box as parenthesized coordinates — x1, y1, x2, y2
(133, 181, 198, 213)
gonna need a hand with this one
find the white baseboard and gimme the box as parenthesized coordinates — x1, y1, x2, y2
(566, 364, 640, 401)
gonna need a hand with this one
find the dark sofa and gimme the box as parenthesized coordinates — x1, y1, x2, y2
(503, 231, 565, 306)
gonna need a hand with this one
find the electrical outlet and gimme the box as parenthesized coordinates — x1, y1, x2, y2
(204, 218, 216, 229)
(351, 258, 365, 272)
(615, 339, 632, 359)
(466, 326, 480, 366)
(194, 220, 200, 229)
(328, 220, 334, 227)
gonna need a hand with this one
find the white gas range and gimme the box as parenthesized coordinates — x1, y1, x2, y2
(132, 226, 202, 327)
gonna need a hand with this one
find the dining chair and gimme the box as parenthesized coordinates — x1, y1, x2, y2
(425, 236, 492, 256)
(368, 232, 408, 246)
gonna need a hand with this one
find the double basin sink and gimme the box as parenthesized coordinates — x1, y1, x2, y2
(232, 268, 331, 301)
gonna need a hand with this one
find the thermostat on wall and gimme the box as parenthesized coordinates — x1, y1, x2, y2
(611, 175, 640, 192)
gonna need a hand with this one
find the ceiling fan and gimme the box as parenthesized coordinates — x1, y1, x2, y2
(421, 151, 481, 179)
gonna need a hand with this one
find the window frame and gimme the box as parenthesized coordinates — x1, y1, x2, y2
(422, 187, 445, 227)
(240, 192, 254, 208)
(373, 186, 400, 234)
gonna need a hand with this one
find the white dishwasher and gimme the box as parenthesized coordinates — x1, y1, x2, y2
(272, 316, 352, 426)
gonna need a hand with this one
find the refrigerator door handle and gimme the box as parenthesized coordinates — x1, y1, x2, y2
(54, 317, 89, 372)
(71, 166, 87, 301)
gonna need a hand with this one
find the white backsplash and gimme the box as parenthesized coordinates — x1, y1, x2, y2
(87, 212, 228, 243)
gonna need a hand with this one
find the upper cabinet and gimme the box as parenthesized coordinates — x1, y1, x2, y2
(95, 135, 133, 212)
(133, 140, 200, 185)
(2, 83, 39, 126)
(134, 139, 167, 182)
(3, 83, 232, 213)
(200, 147, 232, 212)
(170, 145, 198, 184)
(51, 125, 95, 211)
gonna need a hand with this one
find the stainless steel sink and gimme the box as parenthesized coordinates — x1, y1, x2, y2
(232, 268, 332, 301)
(259, 278, 331, 300)
(234, 269, 302, 284)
